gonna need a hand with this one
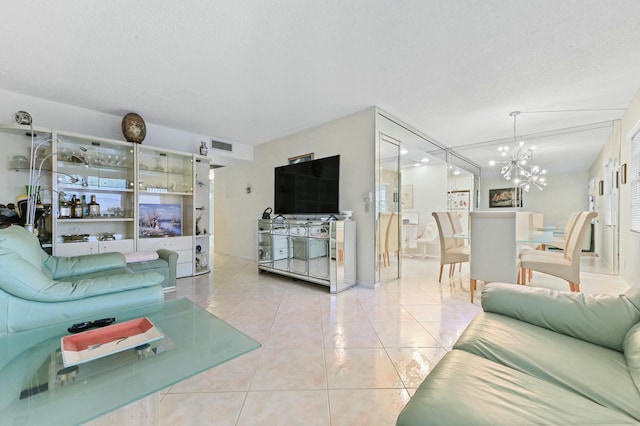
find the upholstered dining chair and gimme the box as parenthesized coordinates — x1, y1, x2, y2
(548, 211, 580, 251)
(469, 211, 521, 303)
(520, 211, 597, 292)
(448, 211, 467, 274)
(432, 212, 470, 283)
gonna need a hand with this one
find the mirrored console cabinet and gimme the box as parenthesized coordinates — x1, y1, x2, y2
(257, 219, 356, 293)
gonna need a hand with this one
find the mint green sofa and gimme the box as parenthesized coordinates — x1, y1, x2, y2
(126, 249, 178, 290)
(397, 283, 640, 425)
(0, 224, 165, 336)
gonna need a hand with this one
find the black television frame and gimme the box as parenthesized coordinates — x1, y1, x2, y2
(274, 155, 340, 215)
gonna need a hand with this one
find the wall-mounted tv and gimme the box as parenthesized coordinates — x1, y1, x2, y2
(274, 155, 340, 215)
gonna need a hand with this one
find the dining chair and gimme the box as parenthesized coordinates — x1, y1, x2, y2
(548, 211, 579, 251)
(469, 211, 521, 303)
(432, 212, 470, 283)
(520, 211, 597, 292)
(448, 212, 467, 273)
(531, 213, 544, 230)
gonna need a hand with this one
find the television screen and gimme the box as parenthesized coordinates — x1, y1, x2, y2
(274, 155, 340, 214)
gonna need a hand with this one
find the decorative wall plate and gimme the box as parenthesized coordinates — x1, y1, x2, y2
(122, 112, 146, 143)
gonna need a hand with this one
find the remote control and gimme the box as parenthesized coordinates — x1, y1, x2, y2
(67, 317, 116, 333)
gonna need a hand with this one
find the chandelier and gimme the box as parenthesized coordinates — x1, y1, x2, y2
(490, 111, 547, 191)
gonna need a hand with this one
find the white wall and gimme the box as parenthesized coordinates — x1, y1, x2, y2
(214, 108, 377, 286)
(588, 122, 621, 268)
(401, 163, 449, 230)
(0, 88, 253, 165)
(601, 87, 640, 285)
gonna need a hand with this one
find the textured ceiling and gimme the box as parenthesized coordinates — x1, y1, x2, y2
(2, 1, 640, 177)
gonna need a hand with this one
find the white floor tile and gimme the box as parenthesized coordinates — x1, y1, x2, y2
(158, 253, 631, 424)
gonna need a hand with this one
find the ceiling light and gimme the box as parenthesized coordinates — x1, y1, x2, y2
(490, 111, 548, 192)
(421, 157, 430, 163)
(400, 149, 408, 155)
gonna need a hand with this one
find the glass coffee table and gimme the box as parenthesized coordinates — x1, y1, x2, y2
(0, 298, 261, 425)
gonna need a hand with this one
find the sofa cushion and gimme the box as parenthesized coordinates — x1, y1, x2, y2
(0, 247, 163, 302)
(127, 259, 167, 273)
(481, 283, 640, 351)
(396, 349, 639, 426)
(454, 312, 640, 421)
(624, 322, 640, 394)
(43, 252, 126, 279)
(0, 225, 47, 271)
(127, 259, 170, 288)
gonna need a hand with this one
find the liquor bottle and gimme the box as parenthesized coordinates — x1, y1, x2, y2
(89, 195, 101, 217)
(73, 195, 83, 218)
(59, 195, 71, 218)
(81, 195, 89, 216)
(69, 195, 78, 218)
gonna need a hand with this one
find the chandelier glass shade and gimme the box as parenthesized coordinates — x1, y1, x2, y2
(490, 111, 547, 192)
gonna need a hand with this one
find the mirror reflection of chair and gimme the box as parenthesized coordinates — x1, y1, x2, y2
(521, 211, 597, 292)
(378, 212, 392, 267)
(384, 212, 400, 267)
(336, 227, 344, 263)
(432, 212, 470, 283)
(416, 222, 438, 259)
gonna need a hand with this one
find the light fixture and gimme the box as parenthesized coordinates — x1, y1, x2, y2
(491, 111, 547, 192)
(21, 117, 88, 232)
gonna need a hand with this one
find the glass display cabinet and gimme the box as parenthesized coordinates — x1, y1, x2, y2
(138, 146, 194, 278)
(2, 124, 211, 279)
(53, 131, 136, 256)
(194, 155, 211, 275)
(257, 218, 356, 293)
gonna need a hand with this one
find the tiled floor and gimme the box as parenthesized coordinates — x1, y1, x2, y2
(160, 254, 630, 425)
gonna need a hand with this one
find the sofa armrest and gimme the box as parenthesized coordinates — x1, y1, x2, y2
(481, 283, 640, 351)
(43, 252, 126, 280)
(156, 249, 178, 288)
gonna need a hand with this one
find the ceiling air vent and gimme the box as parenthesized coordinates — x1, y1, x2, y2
(210, 139, 233, 152)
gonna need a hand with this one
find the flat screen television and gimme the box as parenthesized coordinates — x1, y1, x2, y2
(274, 155, 340, 215)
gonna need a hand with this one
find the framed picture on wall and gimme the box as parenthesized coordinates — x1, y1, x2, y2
(401, 185, 414, 209)
(448, 190, 470, 209)
(288, 153, 314, 164)
(489, 187, 522, 208)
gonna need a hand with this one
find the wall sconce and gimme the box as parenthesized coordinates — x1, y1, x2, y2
(598, 180, 604, 196)
(13, 111, 32, 125)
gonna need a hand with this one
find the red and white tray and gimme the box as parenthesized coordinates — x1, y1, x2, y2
(61, 317, 164, 367)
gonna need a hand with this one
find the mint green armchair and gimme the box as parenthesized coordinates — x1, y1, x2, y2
(0, 224, 164, 335)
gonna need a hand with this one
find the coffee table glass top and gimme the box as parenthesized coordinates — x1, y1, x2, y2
(0, 298, 261, 426)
